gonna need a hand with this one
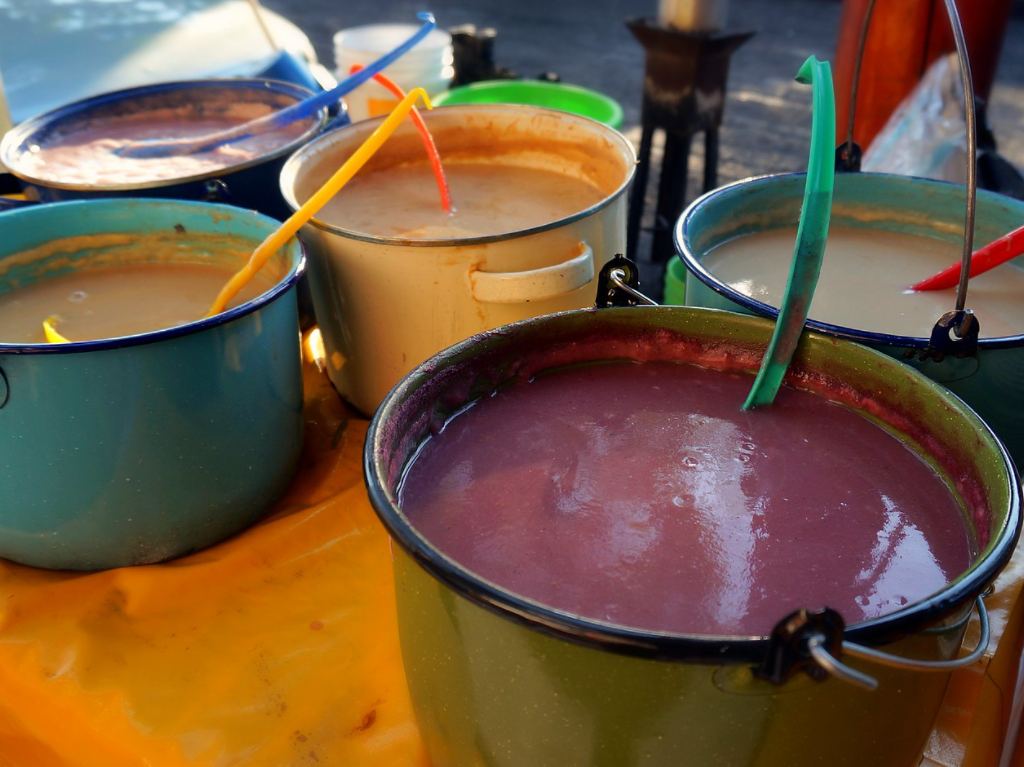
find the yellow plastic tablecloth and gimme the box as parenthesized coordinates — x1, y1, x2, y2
(0, 364, 428, 767)
(919, 539, 1024, 767)
(0, 360, 1020, 766)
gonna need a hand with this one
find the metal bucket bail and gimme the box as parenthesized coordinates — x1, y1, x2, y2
(841, 0, 981, 357)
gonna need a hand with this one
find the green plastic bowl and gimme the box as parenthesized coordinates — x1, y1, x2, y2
(434, 80, 624, 129)
(663, 257, 688, 305)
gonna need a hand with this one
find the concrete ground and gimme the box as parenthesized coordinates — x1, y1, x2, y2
(265, 0, 1024, 289)
(265, 0, 1024, 177)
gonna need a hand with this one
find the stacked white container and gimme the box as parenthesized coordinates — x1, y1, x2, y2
(334, 24, 454, 122)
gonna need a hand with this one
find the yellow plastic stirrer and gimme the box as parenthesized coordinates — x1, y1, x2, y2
(206, 88, 434, 317)
(42, 316, 70, 344)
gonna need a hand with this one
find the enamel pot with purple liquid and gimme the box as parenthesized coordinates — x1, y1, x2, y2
(364, 305, 1019, 767)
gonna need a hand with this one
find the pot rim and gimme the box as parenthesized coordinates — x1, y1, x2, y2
(0, 198, 306, 355)
(0, 78, 327, 193)
(674, 171, 1024, 350)
(365, 305, 1022, 664)
(279, 103, 637, 247)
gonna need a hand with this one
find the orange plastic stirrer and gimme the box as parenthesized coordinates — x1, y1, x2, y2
(349, 64, 452, 213)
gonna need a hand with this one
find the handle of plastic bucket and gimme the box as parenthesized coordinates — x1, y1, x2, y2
(470, 242, 595, 304)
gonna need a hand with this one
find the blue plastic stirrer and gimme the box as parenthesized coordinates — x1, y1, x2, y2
(117, 12, 437, 158)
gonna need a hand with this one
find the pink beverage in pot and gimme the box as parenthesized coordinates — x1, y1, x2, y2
(13, 89, 317, 186)
(399, 361, 972, 636)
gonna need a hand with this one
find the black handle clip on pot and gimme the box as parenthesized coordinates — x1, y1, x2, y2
(757, 596, 991, 691)
(924, 308, 980, 361)
(756, 607, 879, 689)
(596, 255, 657, 308)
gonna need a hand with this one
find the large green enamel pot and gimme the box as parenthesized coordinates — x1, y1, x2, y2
(365, 306, 1020, 767)
(675, 172, 1024, 464)
(0, 199, 305, 570)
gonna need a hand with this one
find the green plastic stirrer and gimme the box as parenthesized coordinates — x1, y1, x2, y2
(742, 55, 836, 410)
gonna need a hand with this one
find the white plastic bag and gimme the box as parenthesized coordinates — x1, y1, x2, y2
(862, 53, 967, 183)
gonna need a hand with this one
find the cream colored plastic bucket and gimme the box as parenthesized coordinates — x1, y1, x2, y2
(279, 104, 636, 414)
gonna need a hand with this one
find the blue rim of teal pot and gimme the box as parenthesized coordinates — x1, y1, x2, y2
(674, 172, 1024, 351)
(0, 79, 325, 193)
(0, 199, 305, 355)
(365, 306, 1022, 664)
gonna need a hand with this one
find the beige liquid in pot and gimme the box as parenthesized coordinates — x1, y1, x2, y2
(317, 161, 606, 239)
(703, 226, 1024, 338)
(0, 234, 280, 343)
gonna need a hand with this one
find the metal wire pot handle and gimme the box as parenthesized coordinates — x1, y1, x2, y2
(809, 596, 990, 691)
(806, 2, 990, 686)
(843, 0, 980, 355)
(780, 3, 992, 684)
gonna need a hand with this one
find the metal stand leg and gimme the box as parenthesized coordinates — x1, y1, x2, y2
(703, 128, 720, 193)
(626, 19, 754, 271)
(627, 122, 656, 261)
(651, 131, 692, 263)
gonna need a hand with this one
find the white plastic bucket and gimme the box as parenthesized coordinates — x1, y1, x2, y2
(279, 105, 636, 414)
(334, 24, 454, 122)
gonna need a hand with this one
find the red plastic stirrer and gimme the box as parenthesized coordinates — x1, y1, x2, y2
(349, 65, 453, 213)
(911, 222, 1024, 291)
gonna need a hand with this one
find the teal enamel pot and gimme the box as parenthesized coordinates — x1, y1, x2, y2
(675, 172, 1024, 464)
(0, 199, 305, 570)
(365, 306, 1020, 767)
